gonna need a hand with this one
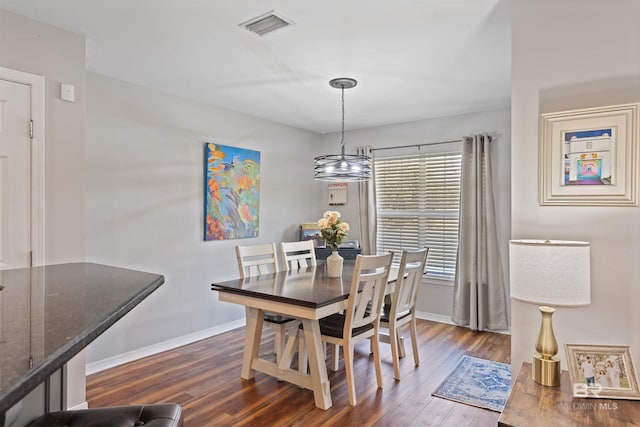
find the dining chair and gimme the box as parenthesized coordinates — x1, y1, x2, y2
(379, 248, 429, 381)
(236, 243, 296, 362)
(279, 240, 321, 372)
(318, 252, 394, 406)
(280, 240, 317, 271)
(236, 243, 280, 277)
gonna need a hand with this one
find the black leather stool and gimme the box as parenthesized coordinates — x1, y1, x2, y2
(27, 403, 182, 427)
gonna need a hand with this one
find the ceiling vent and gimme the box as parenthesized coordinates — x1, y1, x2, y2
(239, 10, 293, 36)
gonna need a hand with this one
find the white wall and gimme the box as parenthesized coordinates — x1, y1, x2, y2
(84, 72, 326, 365)
(318, 108, 511, 319)
(1, 9, 87, 409)
(0, 9, 86, 263)
(511, 0, 640, 375)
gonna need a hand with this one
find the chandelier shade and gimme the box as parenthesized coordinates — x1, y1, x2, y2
(314, 78, 372, 182)
(313, 153, 372, 181)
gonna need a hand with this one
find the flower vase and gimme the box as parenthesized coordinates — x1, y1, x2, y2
(327, 250, 344, 278)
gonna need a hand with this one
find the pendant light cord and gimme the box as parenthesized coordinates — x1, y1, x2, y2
(340, 85, 345, 155)
(314, 77, 370, 181)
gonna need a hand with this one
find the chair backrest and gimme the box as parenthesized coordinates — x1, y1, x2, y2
(280, 240, 317, 271)
(390, 248, 429, 320)
(236, 243, 281, 278)
(344, 253, 394, 334)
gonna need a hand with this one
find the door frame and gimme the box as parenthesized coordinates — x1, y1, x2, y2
(0, 66, 45, 266)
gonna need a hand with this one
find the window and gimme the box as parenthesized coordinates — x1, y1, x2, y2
(375, 152, 462, 284)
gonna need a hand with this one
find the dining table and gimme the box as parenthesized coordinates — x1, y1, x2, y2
(210, 260, 398, 410)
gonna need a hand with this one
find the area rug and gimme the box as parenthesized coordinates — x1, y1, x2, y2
(431, 355, 511, 412)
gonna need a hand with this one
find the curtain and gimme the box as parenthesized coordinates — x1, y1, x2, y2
(452, 134, 508, 331)
(356, 146, 376, 255)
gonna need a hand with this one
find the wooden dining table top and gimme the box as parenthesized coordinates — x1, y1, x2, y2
(211, 261, 398, 309)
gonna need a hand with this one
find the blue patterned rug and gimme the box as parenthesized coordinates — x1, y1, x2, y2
(432, 355, 511, 412)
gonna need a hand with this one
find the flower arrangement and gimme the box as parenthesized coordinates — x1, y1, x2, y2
(318, 210, 349, 251)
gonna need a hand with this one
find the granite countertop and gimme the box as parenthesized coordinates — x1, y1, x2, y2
(0, 262, 164, 415)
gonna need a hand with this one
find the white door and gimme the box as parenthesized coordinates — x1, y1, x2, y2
(0, 78, 32, 270)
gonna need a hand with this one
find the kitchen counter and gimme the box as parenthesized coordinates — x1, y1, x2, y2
(0, 262, 164, 422)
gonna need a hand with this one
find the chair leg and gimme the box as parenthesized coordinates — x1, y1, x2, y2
(298, 329, 307, 373)
(410, 318, 420, 366)
(371, 332, 383, 389)
(397, 334, 406, 359)
(344, 343, 357, 406)
(389, 323, 401, 381)
(331, 343, 340, 372)
(273, 324, 284, 363)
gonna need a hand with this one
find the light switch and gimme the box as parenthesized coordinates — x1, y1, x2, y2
(61, 84, 75, 102)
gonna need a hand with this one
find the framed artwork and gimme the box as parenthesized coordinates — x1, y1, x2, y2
(565, 344, 640, 400)
(204, 142, 260, 241)
(328, 183, 347, 205)
(539, 103, 639, 206)
(300, 223, 325, 248)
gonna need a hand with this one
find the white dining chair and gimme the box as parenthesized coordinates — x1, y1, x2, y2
(379, 248, 429, 380)
(236, 243, 280, 277)
(318, 252, 394, 406)
(236, 243, 296, 362)
(280, 240, 317, 271)
(280, 240, 319, 372)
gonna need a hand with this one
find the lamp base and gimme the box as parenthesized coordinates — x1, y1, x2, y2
(533, 354, 561, 386)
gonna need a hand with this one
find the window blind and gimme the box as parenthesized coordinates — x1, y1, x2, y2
(375, 152, 462, 282)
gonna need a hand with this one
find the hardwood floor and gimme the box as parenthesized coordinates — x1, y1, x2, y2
(87, 320, 510, 426)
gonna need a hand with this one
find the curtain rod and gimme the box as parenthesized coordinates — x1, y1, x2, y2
(370, 135, 491, 152)
(371, 138, 463, 152)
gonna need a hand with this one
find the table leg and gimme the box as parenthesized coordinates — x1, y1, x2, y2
(277, 321, 301, 370)
(241, 307, 264, 380)
(301, 319, 332, 410)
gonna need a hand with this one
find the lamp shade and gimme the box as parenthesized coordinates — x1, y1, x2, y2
(509, 240, 591, 307)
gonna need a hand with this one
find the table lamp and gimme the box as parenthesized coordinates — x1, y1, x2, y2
(509, 240, 591, 386)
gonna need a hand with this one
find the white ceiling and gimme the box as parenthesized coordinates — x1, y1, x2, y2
(1, 0, 511, 133)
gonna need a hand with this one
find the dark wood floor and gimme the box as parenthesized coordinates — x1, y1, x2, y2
(87, 320, 510, 426)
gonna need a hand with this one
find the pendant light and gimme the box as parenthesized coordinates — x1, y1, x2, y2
(313, 78, 372, 181)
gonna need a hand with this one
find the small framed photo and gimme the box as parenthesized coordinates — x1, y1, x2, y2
(328, 183, 347, 206)
(539, 103, 639, 206)
(299, 223, 325, 248)
(565, 344, 640, 400)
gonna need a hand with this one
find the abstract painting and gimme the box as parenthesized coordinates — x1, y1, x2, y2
(204, 142, 260, 240)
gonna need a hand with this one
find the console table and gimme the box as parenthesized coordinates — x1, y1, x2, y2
(0, 263, 164, 426)
(314, 247, 362, 260)
(499, 362, 640, 426)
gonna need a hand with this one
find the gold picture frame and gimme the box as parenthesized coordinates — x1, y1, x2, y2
(539, 103, 639, 206)
(565, 344, 640, 400)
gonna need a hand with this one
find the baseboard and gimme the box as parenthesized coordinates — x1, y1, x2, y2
(415, 310, 456, 325)
(67, 401, 88, 410)
(415, 311, 511, 334)
(86, 319, 246, 375)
